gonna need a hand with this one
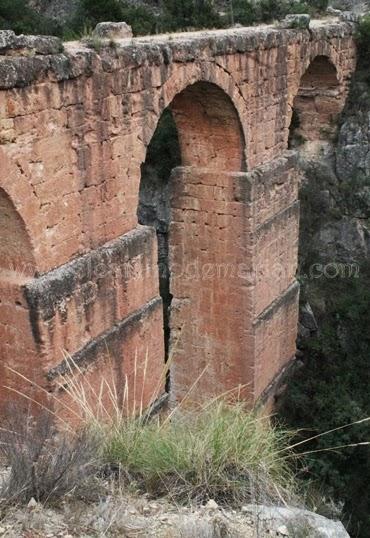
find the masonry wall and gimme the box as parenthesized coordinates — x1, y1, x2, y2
(169, 167, 254, 403)
(0, 22, 357, 412)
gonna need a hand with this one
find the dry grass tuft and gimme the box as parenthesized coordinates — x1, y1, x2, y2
(0, 405, 99, 505)
(104, 401, 297, 506)
(2, 355, 298, 508)
(48, 356, 298, 505)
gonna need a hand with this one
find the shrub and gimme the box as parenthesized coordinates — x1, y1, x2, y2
(160, 0, 222, 32)
(278, 262, 370, 537)
(232, 0, 258, 26)
(357, 14, 370, 64)
(309, 0, 329, 12)
(3, 356, 299, 508)
(256, 0, 328, 23)
(80, 0, 123, 23)
(0, 0, 331, 39)
(0, 0, 62, 36)
(257, 0, 290, 21)
(0, 406, 99, 504)
(69, 0, 157, 37)
(41, 356, 299, 507)
(121, 5, 157, 36)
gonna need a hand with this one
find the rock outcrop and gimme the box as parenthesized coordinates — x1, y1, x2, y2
(329, 0, 370, 13)
(337, 84, 370, 182)
(27, 0, 79, 22)
(297, 69, 370, 266)
(0, 494, 351, 537)
(243, 505, 349, 538)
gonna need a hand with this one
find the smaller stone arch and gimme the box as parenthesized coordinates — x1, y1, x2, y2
(170, 81, 246, 172)
(139, 61, 249, 168)
(289, 55, 343, 146)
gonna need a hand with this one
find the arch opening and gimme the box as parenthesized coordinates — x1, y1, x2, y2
(289, 55, 341, 147)
(138, 81, 246, 401)
(170, 81, 246, 171)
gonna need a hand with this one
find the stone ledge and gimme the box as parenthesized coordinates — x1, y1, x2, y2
(0, 21, 355, 90)
(23, 226, 156, 322)
(256, 354, 297, 409)
(234, 152, 298, 203)
(255, 200, 300, 237)
(247, 151, 298, 186)
(0, 30, 63, 55)
(254, 280, 300, 325)
(47, 296, 162, 381)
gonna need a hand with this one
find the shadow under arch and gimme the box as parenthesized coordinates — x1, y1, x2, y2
(289, 55, 341, 147)
(0, 187, 36, 279)
(138, 80, 247, 403)
(0, 187, 39, 414)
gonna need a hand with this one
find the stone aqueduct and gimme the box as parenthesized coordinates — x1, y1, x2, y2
(0, 21, 357, 415)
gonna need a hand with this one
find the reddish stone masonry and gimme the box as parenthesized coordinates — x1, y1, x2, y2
(0, 21, 357, 416)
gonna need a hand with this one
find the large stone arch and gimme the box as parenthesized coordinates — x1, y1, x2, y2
(0, 23, 357, 417)
(138, 78, 250, 403)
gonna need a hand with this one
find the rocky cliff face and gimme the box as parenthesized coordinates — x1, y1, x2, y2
(330, 0, 370, 13)
(27, 0, 79, 22)
(297, 68, 370, 272)
(337, 76, 370, 182)
(27, 0, 160, 23)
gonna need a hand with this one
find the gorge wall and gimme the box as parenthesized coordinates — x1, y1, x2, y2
(0, 20, 356, 415)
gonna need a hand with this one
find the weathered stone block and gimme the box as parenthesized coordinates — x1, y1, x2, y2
(0, 30, 17, 51)
(280, 14, 311, 30)
(16, 35, 64, 55)
(93, 22, 133, 40)
(51, 297, 165, 422)
(0, 31, 63, 55)
(24, 227, 160, 365)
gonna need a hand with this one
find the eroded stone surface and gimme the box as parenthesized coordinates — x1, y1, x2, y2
(243, 505, 349, 538)
(0, 490, 348, 538)
(0, 30, 63, 55)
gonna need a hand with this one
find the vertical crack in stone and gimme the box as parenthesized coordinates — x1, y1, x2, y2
(137, 108, 181, 392)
